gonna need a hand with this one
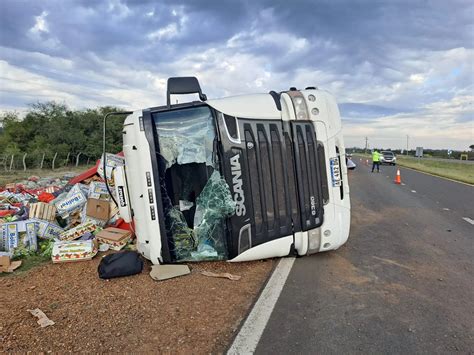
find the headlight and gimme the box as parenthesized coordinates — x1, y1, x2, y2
(287, 91, 309, 120)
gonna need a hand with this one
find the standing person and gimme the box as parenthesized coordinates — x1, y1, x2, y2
(371, 149, 381, 173)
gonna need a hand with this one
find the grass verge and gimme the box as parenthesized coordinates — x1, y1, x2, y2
(0, 165, 94, 186)
(0, 255, 49, 278)
(353, 154, 474, 185)
(396, 157, 474, 185)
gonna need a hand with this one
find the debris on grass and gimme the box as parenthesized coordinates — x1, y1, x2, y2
(0, 154, 134, 274)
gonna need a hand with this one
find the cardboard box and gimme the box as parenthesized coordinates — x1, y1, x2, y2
(97, 153, 125, 181)
(96, 227, 132, 251)
(88, 182, 110, 200)
(58, 221, 98, 241)
(4, 223, 18, 250)
(51, 240, 98, 263)
(29, 218, 63, 240)
(5, 183, 16, 190)
(1, 220, 38, 252)
(86, 198, 110, 221)
(0, 254, 10, 271)
(55, 185, 87, 217)
(0, 253, 22, 273)
(29, 202, 56, 221)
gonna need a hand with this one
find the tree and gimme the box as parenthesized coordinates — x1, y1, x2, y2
(0, 101, 125, 163)
(470, 144, 474, 152)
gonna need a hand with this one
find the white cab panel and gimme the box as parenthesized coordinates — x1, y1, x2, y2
(123, 111, 163, 264)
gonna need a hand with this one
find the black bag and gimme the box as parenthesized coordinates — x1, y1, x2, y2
(98, 251, 144, 279)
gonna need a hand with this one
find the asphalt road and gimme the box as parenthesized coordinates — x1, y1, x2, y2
(255, 162, 474, 353)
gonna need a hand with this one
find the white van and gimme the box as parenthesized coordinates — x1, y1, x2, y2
(115, 77, 350, 264)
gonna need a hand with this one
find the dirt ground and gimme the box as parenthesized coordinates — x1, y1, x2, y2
(0, 256, 273, 353)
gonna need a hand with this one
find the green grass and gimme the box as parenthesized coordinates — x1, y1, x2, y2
(353, 154, 474, 185)
(0, 255, 49, 278)
(396, 157, 474, 185)
(0, 165, 94, 186)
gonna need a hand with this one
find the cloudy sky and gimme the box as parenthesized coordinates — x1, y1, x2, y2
(0, 0, 473, 150)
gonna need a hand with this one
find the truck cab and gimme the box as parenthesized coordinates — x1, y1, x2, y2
(117, 77, 350, 264)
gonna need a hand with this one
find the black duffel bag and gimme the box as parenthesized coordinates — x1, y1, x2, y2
(98, 251, 144, 279)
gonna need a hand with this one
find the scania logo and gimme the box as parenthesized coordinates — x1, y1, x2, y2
(230, 154, 246, 216)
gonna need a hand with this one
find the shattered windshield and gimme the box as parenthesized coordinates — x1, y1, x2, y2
(152, 106, 235, 262)
(155, 106, 215, 169)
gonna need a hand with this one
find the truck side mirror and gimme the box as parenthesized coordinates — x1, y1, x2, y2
(167, 76, 207, 108)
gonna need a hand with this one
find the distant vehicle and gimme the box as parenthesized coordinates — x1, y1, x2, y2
(346, 156, 356, 170)
(380, 151, 396, 165)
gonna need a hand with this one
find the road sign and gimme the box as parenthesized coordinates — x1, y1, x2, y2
(415, 147, 423, 157)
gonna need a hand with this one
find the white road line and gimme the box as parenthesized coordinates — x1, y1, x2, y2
(443, 208, 450, 211)
(411, 190, 417, 193)
(228, 257, 295, 354)
(462, 217, 474, 225)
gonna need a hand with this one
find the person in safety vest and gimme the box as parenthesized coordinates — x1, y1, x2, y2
(372, 149, 381, 173)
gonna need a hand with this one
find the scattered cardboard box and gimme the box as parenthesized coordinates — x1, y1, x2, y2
(58, 221, 98, 241)
(0, 253, 22, 273)
(1, 220, 38, 252)
(55, 185, 87, 217)
(97, 153, 125, 182)
(51, 239, 98, 263)
(88, 181, 110, 200)
(30, 218, 63, 240)
(86, 198, 110, 221)
(95, 227, 132, 251)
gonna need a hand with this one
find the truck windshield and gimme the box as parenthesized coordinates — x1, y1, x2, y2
(151, 106, 235, 262)
(154, 106, 216, 169)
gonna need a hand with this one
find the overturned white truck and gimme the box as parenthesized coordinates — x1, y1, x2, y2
(114, 77, 350, 264)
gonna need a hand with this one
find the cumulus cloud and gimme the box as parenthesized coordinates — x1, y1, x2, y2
(0, 0, 472, 149)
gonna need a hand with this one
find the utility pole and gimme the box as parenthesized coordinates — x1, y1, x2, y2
(365, 137, 368, 154)
(406, 135, 409, 156)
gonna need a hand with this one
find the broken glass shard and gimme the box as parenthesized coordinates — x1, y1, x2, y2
(193, 171, 236, 259)
(169, 170, 236, 261)
(167, 206, 195, 260)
